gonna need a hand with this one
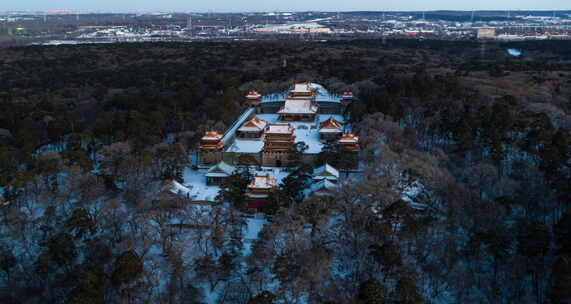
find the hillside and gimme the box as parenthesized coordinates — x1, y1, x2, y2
(0, 39, 569, 304)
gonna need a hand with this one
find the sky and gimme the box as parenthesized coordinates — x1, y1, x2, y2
(2, 0, 569, 12)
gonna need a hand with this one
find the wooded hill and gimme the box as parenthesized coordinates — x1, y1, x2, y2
(0, 39, 569, 303)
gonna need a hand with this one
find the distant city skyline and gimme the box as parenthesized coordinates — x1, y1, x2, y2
(2, 0, 570, 13)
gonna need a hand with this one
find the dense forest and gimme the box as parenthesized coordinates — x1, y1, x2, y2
(0, 39, 569, 303)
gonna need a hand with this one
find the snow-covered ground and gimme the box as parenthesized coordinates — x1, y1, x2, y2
(401, 180, 428, 210)
(181, 167, 222, 202)
(507, 48, 522, 57)
(310, 83, 343, 103)
(242, 216, 268, 256)
(179, 166, 294, 202)
(253, 22, 332, 33)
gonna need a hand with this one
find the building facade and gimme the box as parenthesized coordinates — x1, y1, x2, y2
(199, 131, 224, 166)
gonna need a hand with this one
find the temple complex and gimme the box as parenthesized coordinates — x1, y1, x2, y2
(188, 82, 361, 205)
(199, 82, 359, 167)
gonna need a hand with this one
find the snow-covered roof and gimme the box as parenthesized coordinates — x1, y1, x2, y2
(265, 123, 295, 135)
(238, 116, 268, 132)
(169, 180, 190, 196)
(319, 128, 343, 133)
(310, 179, 338, 195)
(247, 193, 271, 199)
(246, 90, 262, 99)
(202, 131, 223, 141)
(313, 163, 340, 180)
(338, 133, 359, 144)
(291, 82, 314, 94)
(226, 139, 265, 153)
(278, 99, 318, 114)
(248, 174, 278, 190)
(205, 161, 236, 177)
(308, 82, 325, 91)
(261, 82, 342, 103)
(319, 117, 343, 133)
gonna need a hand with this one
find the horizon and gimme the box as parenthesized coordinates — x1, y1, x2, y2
(2, 0, 570, 13)
(3, 8, 571, 14)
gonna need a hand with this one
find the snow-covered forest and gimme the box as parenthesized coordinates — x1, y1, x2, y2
(0, 40, 569, 303)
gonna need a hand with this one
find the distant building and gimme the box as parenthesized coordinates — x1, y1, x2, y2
(496, 34, 524, 41)
(477, 27, 496, 39)
(548, 34, 571, 40)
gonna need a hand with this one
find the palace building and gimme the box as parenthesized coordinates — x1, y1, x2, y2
(245, 90, 263, 110)
(341, 91, 355, 106)
(318, 117, 344, 140)
(277, 82, 320, 121)
(337, 133, 360, 151)
(247, 174, 278, 208)
(289, 82, 317, 98)
(237, 116, 268, 139)
(278, 98, 319, 122)
(313, 163, 340, 182)
(199, 131, 225, 166)
(205, 161, 236, 185)
(262, 124, 296, 167)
